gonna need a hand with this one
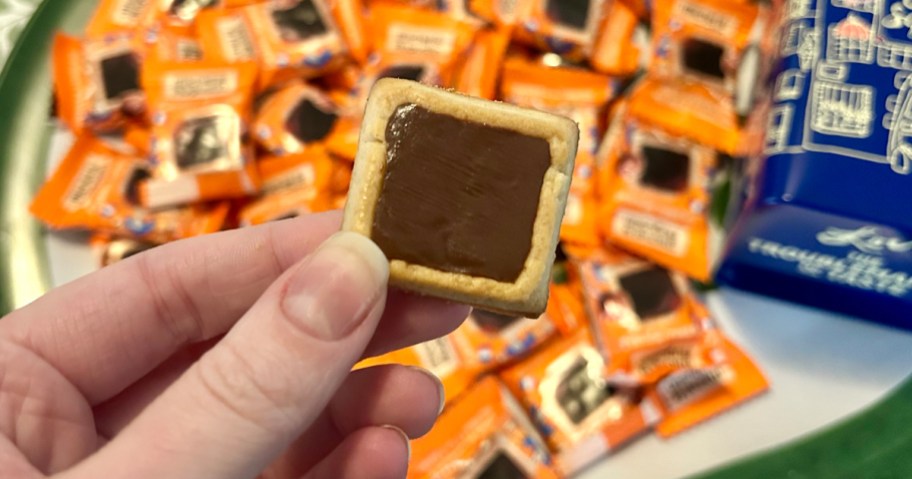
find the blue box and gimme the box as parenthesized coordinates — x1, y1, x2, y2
(717, 0, 912, 328)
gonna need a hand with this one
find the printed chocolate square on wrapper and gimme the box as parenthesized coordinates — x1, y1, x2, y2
(499, 328, 655, 475)
(343, 79, 579, 317)
(512, 0, 609, 61)
(409, 377, 559, 479)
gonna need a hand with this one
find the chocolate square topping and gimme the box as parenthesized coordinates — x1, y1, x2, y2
(372, 104, 552, 283)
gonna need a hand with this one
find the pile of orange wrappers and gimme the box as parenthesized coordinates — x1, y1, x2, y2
(34, 0, 784, 476)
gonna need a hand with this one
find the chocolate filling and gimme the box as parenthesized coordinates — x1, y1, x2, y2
(272, 0, 328, 43)
(285, 98, 338, 144)
(478, 453, 528, 479)
(100, 53, 140, 100)
(618, 266, 681, 320)
(546, 0, 590, 30)
(683, 38, 726, 80)
(372, 104, 551, 283)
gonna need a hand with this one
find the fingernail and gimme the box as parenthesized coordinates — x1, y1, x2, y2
(407, 366, 446, 416)
(444, 303, 473, 324)
(281, 232, 389, 340)
(382, 425, 411, 463)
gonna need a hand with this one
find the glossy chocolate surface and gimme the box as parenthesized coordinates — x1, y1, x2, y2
(372, 104, 552, 282)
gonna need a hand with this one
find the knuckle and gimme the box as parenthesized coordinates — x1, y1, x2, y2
(135, 251, 207, 346)
(193, 341, 298, 432)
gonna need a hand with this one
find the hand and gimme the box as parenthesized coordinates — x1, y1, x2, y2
(0, 211, 471, 479)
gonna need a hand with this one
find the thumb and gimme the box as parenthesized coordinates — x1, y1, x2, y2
(61, 232, 390, 479)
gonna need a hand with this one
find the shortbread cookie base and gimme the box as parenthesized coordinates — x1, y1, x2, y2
(343, 79, 578, 316)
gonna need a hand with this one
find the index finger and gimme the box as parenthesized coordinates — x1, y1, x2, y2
(0, 211, 469, 405)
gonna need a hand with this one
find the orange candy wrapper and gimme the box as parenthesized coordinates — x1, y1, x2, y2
(355, 334, 480, 407)
(140, 53, 260, 208)
(123, 123, 152, 156)
(90, 234, 158, 267)
(456, 310, 559, 370)
(328, 153, 352, 196)
(619, 0, 651, 19)
(410, 377, 559, 479)
(452, 26, 511, 99)
(147, 26, 206, 62)
(327, 4, 479, 158)
(366, 4, 478, 88)
(319, 60, 363, 91)
(500, 55, 615, 248)
(84, 0, 157, 39)
(323, 114, 362, 161)
(193, 7, 259, 65)
(648, 332, 768, 439)
(367, 0, 486, 23)
(500, 328, 658, 475)
(650, 0, 769, 118)
(148, 0, 229, 36)
(610, 332, 717, 386)
(546, 248, 589, 337)
(596, 98, 731, 282)
(575, 247, 708, 356)
(590, 0, 649, 76)
(53, 33, 146, 133)
(84, 0, 259, 40)
(252, 81, 346, 155)
(30, 135, 228, 242)
(196, 0, 368, 89)
(238, 150, 335, 225)
(499, 55, 615, 153)
(628, 76, 742, 155)
(461, 0, 522, 28)
(512, 0, 609, 61)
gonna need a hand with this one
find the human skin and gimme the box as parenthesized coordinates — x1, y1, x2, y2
(0, 210, 471, 479)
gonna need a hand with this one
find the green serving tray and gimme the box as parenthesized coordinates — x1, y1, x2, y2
(2, 1, 911, 476)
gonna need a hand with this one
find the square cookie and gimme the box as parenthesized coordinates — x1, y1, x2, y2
(343, 79, 579, 316)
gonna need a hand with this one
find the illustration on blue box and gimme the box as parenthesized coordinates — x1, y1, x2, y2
(767, 0, 912, 172)
(720, 0, 912, 328)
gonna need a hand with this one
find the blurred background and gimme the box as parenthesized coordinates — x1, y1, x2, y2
(3, 0, 912, 477)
